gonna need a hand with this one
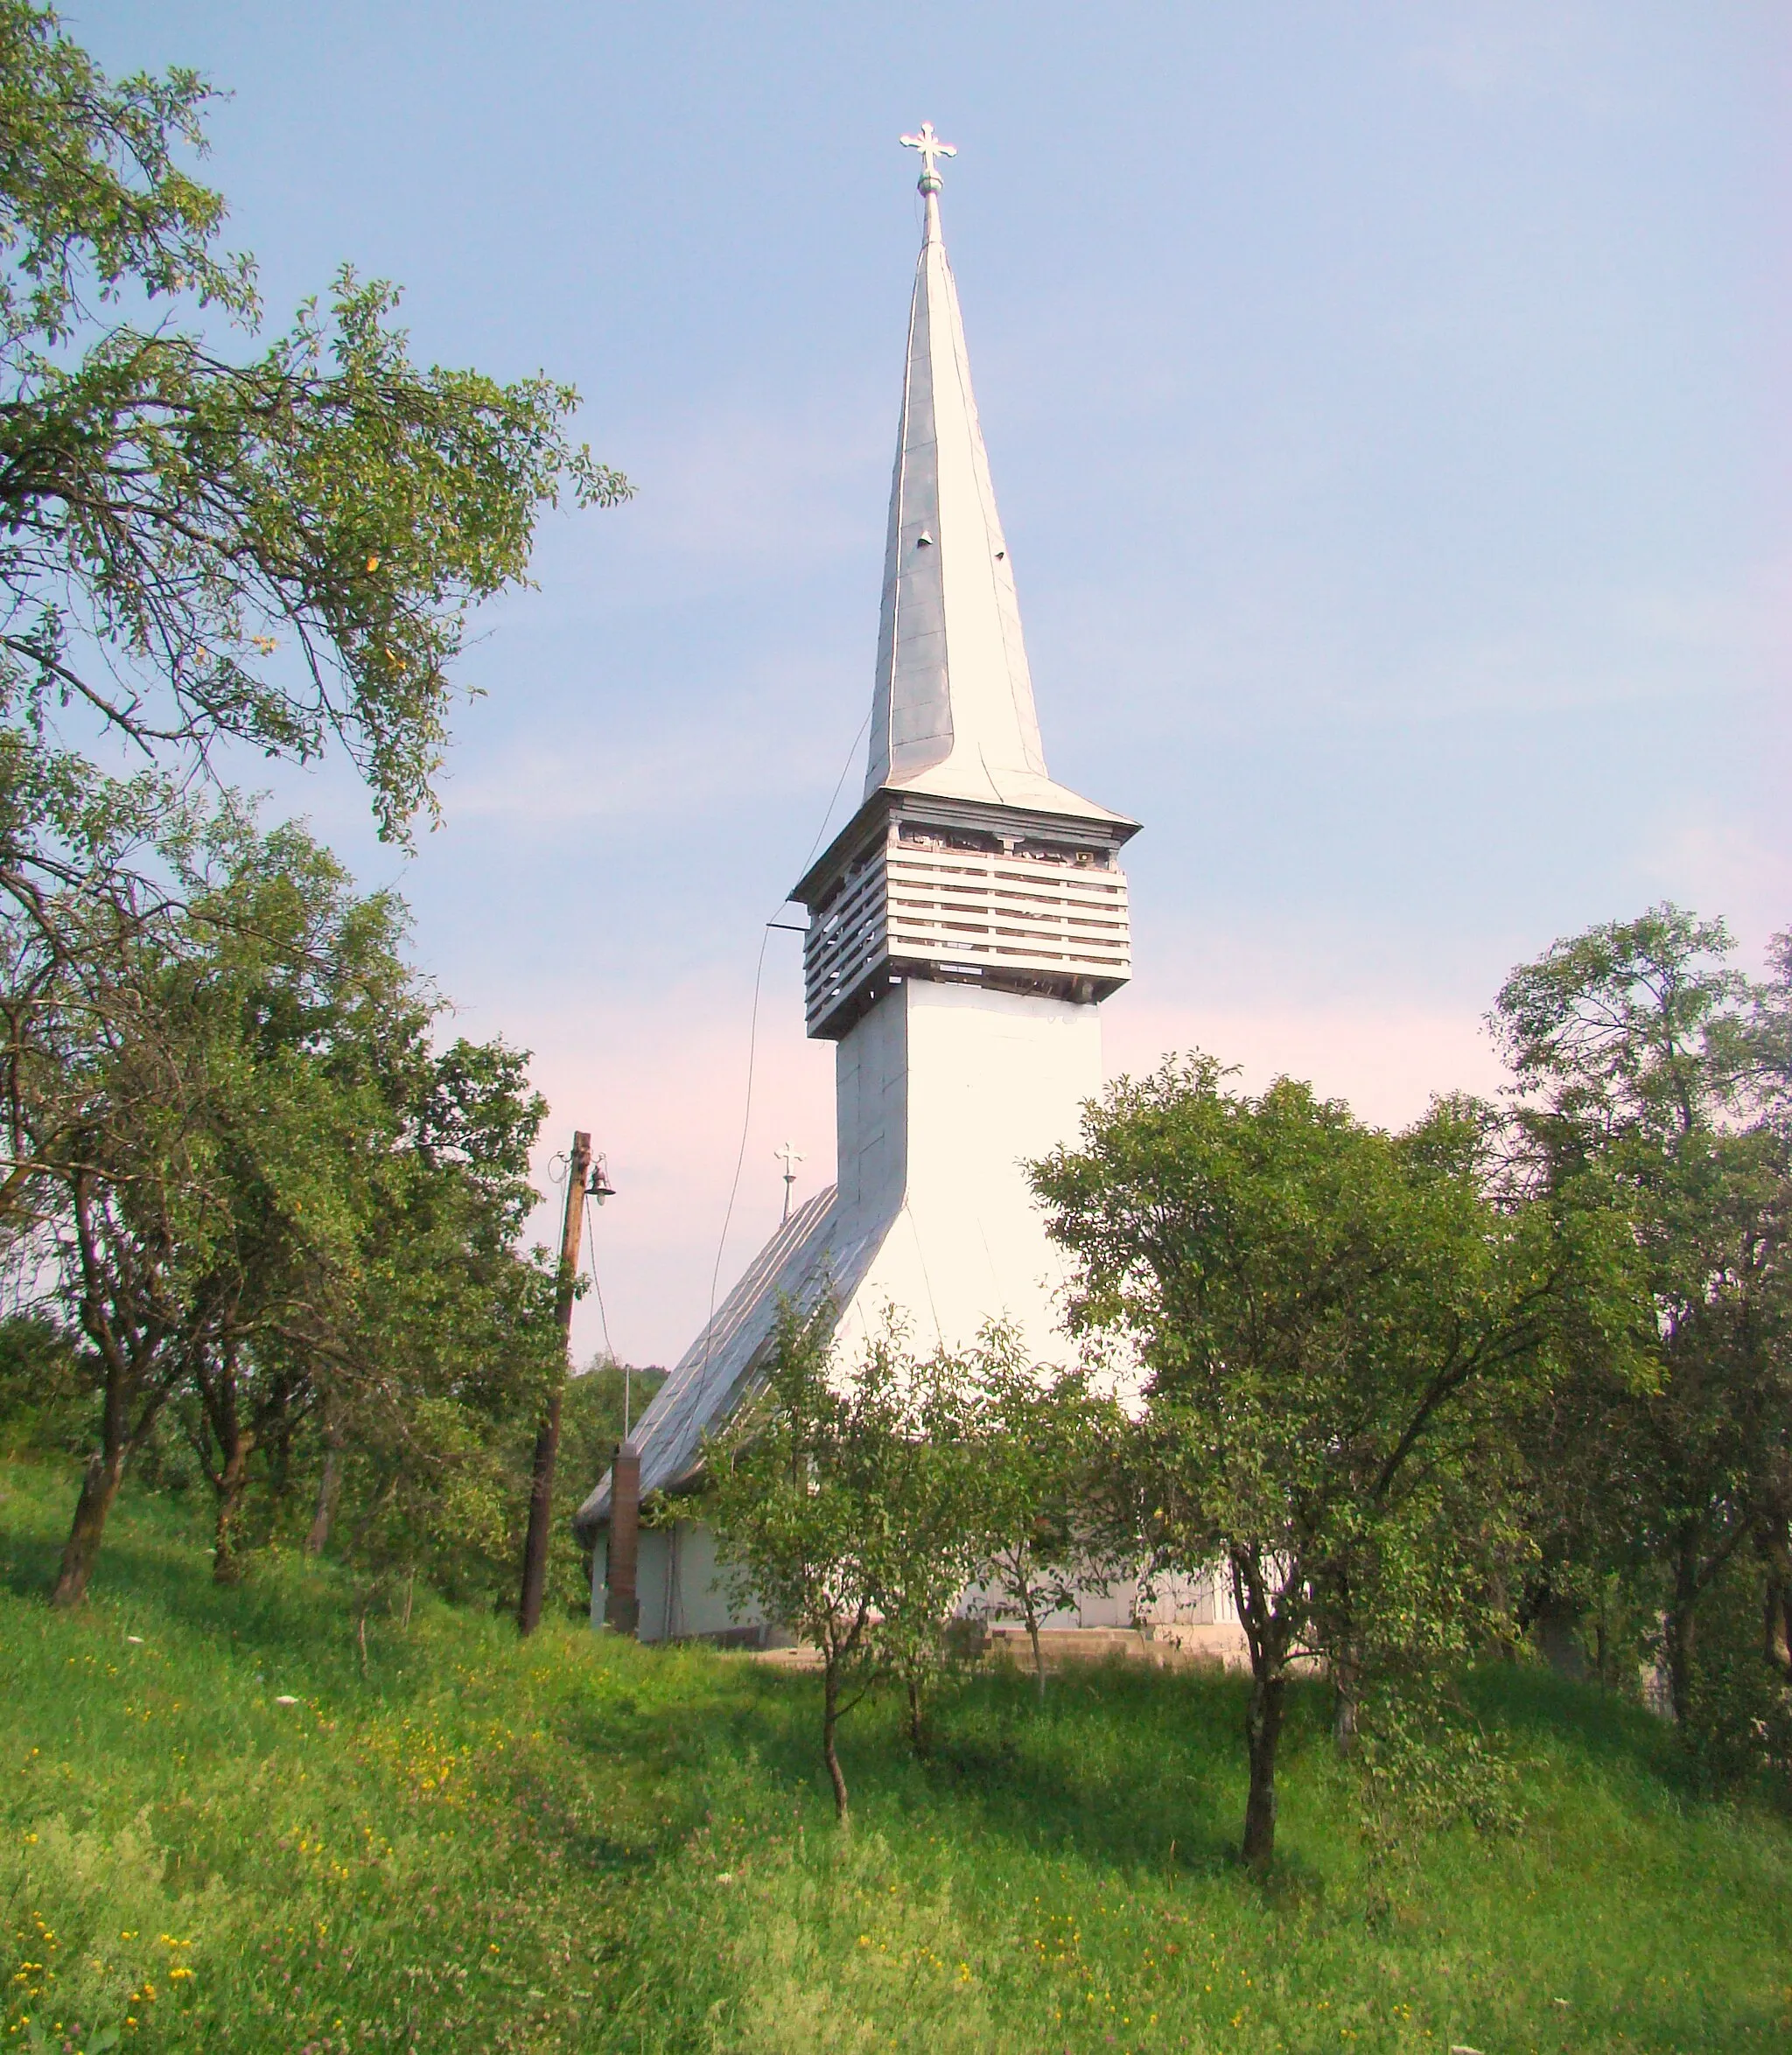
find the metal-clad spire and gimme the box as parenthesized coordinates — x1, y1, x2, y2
(865, 129, 1123, 823)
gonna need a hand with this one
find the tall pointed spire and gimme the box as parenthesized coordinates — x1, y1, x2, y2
(865, 129, 1122, 824)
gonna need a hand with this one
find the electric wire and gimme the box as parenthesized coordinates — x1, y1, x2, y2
(696, 707, 873, 1375)
(583, 1188, 615, 1363)
(582, 1185, 630, 1441)
(794, 707, 872, 882)
(702, 923, 772, 1367)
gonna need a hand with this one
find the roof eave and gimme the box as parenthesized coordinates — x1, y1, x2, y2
(791, 781, 1140, 909)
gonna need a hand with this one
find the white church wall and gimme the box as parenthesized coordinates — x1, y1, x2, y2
(834, 977, 1101, 1363)
(592, 1520, 766, 1646)
(959, 1564, 1240, 1633)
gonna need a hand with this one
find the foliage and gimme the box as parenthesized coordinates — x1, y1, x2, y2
(4, 1458, 1792, 2053)
(1674, 1551, 1792, 1798)
(962, 1328, 1116, 1700)
(0, 3, 631, 1622)
(864, 1342, 984, 1757)
(1032, 1058, 1628, 1869)
(0, 0, 628, 842)
(1348, 1674, 1524, 1922)
(704, 1300, 940, 1824)
(1492, 906, 1792, 1764)
(0, 1313, 86, 1457)
(0, 802, 563, 1608)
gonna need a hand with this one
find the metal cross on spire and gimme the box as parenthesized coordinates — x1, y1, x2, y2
(900, 121, 956, 193)
(774, 1141, 806, 1224)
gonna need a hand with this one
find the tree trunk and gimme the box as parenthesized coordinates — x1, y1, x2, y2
(1024, 1594, 1046, 1704)
(906, 1673, 928, 1756)
(212, 1425, 255, 1585)
(1667, 1526, 1700, 1724)
(822, 1660, 850, 1829)
(53, 1222, 150, 1609)
(305, 1430, 345, 1556)
(1241, 1669, 1285, 1871)
(1760, 1527, 1792, 1681)
(1333, 1646, 1359, 1757)
(52, 1445, 126, 1608)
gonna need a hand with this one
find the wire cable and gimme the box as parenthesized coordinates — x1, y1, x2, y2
(794, 708, 872, 881)
(703, 922, 771, 1361)
(583, 1188, 615, 1362)
(582, 1185, 630, 1439)
(697, 706, 872, 1373)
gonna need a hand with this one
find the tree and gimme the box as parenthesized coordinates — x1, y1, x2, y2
(0, 0, 626, 1247)
(965, 1330, 1113, 1702)
(1746, 931, 1792, 1683)
(0, 1311, 86, 1458)
(704, 1303, 952, 1828)
(1493, 907, 1791, 1725)
(14, 807, 562, 1604)
(864, 1343, 982, 1756)
(1033, 1059, 1615, 1870)
(0, 0, 628, 848)
(0, 3, 626, 1605)
(16, 797, 269, 1604)
(216, 941, 562, 1607)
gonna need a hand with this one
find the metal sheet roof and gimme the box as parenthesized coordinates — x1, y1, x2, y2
(864, 179, 1115, 826)
(573, 1185, 878, 1536)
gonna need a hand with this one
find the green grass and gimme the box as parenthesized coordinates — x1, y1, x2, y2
(3, 1458, 1789, 2054)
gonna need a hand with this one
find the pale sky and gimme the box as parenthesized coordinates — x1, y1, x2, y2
(82, 3, 1791, 1369)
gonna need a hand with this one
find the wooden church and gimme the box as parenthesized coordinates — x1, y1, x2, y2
(576, 129, 1240, 1658)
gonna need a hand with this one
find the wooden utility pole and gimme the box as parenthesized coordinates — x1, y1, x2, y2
(518, 1129, 591, 1636)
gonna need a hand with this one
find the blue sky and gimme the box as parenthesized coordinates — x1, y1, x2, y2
(81, 3, 1790, 1367)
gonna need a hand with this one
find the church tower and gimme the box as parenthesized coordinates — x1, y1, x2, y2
(795, 121, 1137, 1358)
(578, 130, 1139, 1639)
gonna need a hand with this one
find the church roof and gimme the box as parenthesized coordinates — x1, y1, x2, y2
(573, 1186, 878, 1534)
(864, 138, 1127, 828)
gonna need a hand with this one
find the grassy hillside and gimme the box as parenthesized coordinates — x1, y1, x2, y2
(2, 1460, 1788, 2054)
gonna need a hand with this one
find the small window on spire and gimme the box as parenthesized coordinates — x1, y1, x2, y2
(916, 532, 933, 548)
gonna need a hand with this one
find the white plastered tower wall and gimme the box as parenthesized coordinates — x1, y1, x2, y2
(830, 979, 1099, 1361)
(580, 132, 1234, 1645)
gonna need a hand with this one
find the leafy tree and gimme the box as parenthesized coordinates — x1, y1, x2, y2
(1493, 907, 1792, 1727)
(10, 796, 262, 1603)
(0, 2, 627, 1608)
(8, 807, 562, 1604)
(0, 0, 625, 1253)
(864, 1343, 983, 1756)
(705, 1303, 966, 1827)
(1744, 929, 1792, 1685)
(1349, 1676, 1522, 1921)
(0, 0, 628, 846)
(306, 1024, 561, 1609)
(964, 1331, 1114, 1702)
(0, 1311, 85, 1457)
(1033, 1058, 1618, 1870)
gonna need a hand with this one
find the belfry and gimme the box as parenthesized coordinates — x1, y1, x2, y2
(578, 129, 1139, 1640)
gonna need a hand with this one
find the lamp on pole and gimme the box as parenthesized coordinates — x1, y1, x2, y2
(519, 1131, 615, 1636)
